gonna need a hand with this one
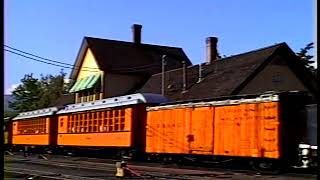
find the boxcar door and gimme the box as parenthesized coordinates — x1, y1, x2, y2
(214, 105, 238, 156)
(258, 102, 280, 159)
(189, 107, 215, 155)
(238, 103, 259, 157)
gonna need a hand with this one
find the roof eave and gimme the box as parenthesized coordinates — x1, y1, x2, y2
(231, 44, 284, 95)
(69, 38, 90, 80)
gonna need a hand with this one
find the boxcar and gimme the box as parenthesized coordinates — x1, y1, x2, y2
(303, 104, 317, 147)
(56, 93, 168, 158)
(4, 117, 13, 149)
(11, 107, 59, 151)
(146, 91, 313, 167)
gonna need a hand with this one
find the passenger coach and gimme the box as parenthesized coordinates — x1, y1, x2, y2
(11, 107, 60, 152)
(56, 93, 168, 158)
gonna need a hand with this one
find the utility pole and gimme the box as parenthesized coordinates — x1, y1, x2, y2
(182, 60, 186, 92)
(197, 63, 202, 83)
(161, 55, 167, 96)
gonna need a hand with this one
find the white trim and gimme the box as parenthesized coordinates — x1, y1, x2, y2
(12, 107, 59, 120)
(147, 94, 279, 111)
(57, 93, 167, 114)
(310, 146, 317, 150)
(299, 144, 311, 149)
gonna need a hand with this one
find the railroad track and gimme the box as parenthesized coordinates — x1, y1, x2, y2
(5, 158, 215, 179)
(5, 155, 262, 179)
(4, 167, 110, 180)
(5, 154, 317, 180)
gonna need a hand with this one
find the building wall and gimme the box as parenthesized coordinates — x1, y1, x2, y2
(73, 48, 146, 101)
(77, 48, 102, 80)
(240, 55, 308, 94)
(104, 73, 144, 98)
(74, 48, 103, 103)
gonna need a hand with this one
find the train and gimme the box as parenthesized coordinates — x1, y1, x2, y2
(4, 91, 317, 169)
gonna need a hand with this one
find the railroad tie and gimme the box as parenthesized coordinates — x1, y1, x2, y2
(38, 154, 48, 160)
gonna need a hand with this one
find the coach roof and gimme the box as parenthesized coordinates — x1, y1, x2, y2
(57, 93, 168, 114)
(12, 107, 60, 120)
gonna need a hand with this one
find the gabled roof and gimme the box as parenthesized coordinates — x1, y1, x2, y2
(70, 37, 192, 79)
(136, 42, 318, 101)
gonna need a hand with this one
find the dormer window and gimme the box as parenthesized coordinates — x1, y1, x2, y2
(69, 73, 102, 103)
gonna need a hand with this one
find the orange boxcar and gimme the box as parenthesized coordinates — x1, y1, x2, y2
(146, 92, 308, 161)
(213, 102, 279, 158)
(146, 107, 214, 155)
(11, 107, 59, 146)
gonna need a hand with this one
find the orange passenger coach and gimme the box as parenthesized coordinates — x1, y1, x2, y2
(11, 107, 59, 146)
(56, 93, 167, 156)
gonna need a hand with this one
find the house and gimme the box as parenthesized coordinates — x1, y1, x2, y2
(67, 24, 191, 104)
(51, 24, 317, 106)
(137, 39, 317, 102)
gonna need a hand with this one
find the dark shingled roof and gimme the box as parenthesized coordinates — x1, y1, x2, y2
(70, 37, 192, 79)
(56, 41, 317, 106)
(136, 42, 317, 101)
(49, 94, 75, 107)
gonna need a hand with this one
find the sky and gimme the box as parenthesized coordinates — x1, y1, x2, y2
(4, 0, 316, 95)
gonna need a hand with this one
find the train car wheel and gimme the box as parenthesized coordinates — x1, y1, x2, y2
(250, 160, 282, 175)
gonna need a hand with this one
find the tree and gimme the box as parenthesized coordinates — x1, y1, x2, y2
(38, 70, 69, 108)
(296, 42, 316, 71)
(9, 70, 69, 112)
(9, 74, 42, 112)
(4, 111, 19, 119)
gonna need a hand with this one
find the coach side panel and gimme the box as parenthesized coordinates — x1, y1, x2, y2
(57, 108, 134, 147)
(12, 117, 51, 145)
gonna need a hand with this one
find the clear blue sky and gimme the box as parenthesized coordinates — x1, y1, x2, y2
(4, 0, 316, 94)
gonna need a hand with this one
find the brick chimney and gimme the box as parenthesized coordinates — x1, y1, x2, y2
(206, 37, 218, 63)
(132, 24, 142, 44)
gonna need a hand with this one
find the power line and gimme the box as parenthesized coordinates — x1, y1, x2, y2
(4, 49, 100, 72)
(4, 44, 162, 71)
(4, 45, 172, 73)
(4, 45, 100, 70)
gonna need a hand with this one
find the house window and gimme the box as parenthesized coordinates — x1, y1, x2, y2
(76, 88, 101, 103)
(272, 73, 284, 83)
(70, 73, 102, 103)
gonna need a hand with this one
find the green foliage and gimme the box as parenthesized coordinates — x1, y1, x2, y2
(38, 70, 68, 108)
(296, 42, 315, 68)
(9, 74, 42, 112)
(296, 42, 317, 77)
(9, 70, 70, 112)
(4, 111, 19, 119)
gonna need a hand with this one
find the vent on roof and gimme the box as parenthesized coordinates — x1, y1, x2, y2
(182, 60, 187, 93)
(132, 24, 142, 44)
(206, 37, 218, 64)
(197, 63, 203, 83)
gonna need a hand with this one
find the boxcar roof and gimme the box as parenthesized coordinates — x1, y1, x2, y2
(57, 93, 168, 114)
(147, 92, 281, 111)
(12, 107, 59, 120)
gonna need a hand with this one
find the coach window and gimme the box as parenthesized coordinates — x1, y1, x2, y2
(108, 111, 114, 131)
(120, 109, 125, 130)
(87, 112, 92, 132)
(114, 110, 119, 131)
(80, 113, 84, 131)
(106, 111, 110, 131)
